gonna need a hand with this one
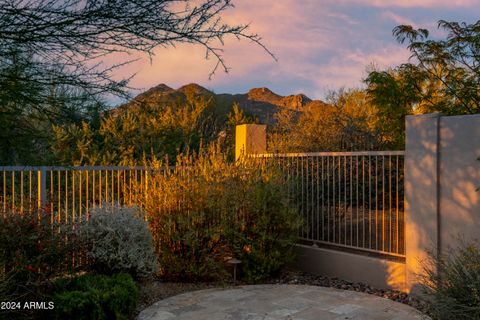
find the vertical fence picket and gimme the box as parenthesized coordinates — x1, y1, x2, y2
(37, 167, 46, 213)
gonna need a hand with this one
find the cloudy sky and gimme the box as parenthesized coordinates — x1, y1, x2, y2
(117, 0, 478, 101)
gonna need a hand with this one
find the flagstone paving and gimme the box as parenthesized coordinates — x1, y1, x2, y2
(138, 284, 428, 320)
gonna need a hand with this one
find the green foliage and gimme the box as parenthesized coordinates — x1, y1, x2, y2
(138, 145, 301, 282)
(78, 205, 158, 278)
(0, 209, 79, 319)
(0, 50, 45, 164)
(220, 102, 259, 160)
(365, 65, 426, 148)
(0, 1, 271, 165)
(51, 121, 102, 165)
(51, 91, 223, 165)
(392, 21, 480, 115)
(50, 273, 139, 320)
(0, 50, 105, 165)
(153, 209, 227, 281)
(269, 88, 382, 152)
(366, 19, 480, 148)
(223, 165, 302, 283)
(422, 241, 480, 319)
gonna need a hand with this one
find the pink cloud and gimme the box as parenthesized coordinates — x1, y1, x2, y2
(380, 11, 417, 27)
(305, 45, 411, 96)
(103, 0, 474, 101)
(127, 0, 336, 92)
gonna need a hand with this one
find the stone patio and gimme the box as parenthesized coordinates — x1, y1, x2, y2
(138, 284, 428, 320)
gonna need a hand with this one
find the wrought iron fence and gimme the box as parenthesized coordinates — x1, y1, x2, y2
(254, 151, 405, 258)
(2, 153, 405, 259)
(0, 166, 158, 223)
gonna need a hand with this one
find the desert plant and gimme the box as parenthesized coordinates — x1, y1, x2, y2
(156, 210, 228, 281)
(50, 273, 139, 320)
(223, 165, 301, 283)
(0, 208, 80, 319)
(78, 204, 158, 278)
(138, 145, 301, 282)
(421, 241, 480, 319)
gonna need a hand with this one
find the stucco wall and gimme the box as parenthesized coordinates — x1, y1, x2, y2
(439, 115, 480, 248)
(404, 113, 441, 294)
(235, 124, 267, 160)
(405, 113, 480, 294)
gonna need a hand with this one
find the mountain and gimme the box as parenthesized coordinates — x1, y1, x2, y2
(118, 83, 327, 124)
(247, 87, 312, 110)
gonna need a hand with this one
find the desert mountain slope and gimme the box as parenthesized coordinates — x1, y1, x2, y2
(118, 83, 327, 124)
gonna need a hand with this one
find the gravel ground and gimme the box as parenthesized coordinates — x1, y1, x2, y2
(136, 267, 430, 318)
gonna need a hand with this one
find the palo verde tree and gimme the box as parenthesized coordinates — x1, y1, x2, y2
(366, 20, 480, 148)
(0, 0, 273, 164)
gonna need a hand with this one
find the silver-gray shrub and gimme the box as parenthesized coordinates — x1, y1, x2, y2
(78, 204, 158, 278)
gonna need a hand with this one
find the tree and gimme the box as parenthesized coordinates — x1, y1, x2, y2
(365, 20, 480, 148)
(0, 0, 273, 164)
(0, 0, 272, 97)
(219, 102, 258, 160)
(51, 90, 223, 165)
(0, 48, 104, 164)
(268, 89, 381, 153)
(365, 64, 429, 148)
(392, 20, 480, 114)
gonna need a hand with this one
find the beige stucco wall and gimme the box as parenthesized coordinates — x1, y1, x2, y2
(438, 115, 480, 249)
(404, 113, 441, 294)
(405, 113, 480, 294)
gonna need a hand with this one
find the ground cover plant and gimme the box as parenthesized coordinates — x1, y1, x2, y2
(49, 273, 139, 320)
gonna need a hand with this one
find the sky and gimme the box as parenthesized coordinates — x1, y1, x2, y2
(115, 0, 479, 101)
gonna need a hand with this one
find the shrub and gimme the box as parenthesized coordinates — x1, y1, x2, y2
(50, 273, 139, 320)
(138, 145, 301, 282)
(0, 208, 79, 319)
(155, 210, 228, 281)
(223, 168, 301, 283)
(421, 241, 480, 319)
(78, 204, 158, 278)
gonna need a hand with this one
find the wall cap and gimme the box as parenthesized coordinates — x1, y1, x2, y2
(406, 112, 441, 120)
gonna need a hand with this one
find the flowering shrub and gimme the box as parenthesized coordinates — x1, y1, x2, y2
(78, 204, 158, 278)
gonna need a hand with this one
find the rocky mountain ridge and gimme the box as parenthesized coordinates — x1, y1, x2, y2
(120, 83, 327, 123)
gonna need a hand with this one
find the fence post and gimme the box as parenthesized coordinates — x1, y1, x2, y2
(37, 166, 47, 211)
(235, 124, 267, 161)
